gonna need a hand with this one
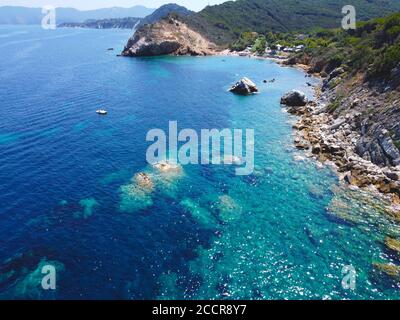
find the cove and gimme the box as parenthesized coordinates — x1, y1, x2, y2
(0, 26, 398, 300)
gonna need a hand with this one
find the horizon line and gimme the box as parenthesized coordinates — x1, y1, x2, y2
(0, 4, 158, 11)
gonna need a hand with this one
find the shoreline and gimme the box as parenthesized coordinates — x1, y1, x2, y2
(218, 51, 400, 219)
(220, 50, 400, 219)
(217, 49, 319, 77)
(285, 63, 400, 220)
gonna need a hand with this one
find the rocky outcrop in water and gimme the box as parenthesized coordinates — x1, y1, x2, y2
(281, 90, 308, 106)
(385, 237, 400, 255)
(134, 172, 154, 192)
(289, 100, 400, 197)
(122, 17, 218, 57)
(284, 82, 400, 216)
(279, 48, 400, 215)
(229, 77, 258, 95)
(373, 262, 400, 279)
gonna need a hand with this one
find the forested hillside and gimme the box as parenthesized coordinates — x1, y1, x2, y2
(182, 0, 400, 44)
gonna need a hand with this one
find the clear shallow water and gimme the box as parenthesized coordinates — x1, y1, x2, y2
(0, 26, 399, 300)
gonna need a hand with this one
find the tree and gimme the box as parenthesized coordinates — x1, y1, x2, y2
(252, 36, 267, 54)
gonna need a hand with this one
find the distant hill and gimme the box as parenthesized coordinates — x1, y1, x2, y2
(181, 0, 400, 44)
(59, 17, 141, 29)
(0, 6, 155, 25)
(58, 3, 193, 30)
(138, 3, 193, 27)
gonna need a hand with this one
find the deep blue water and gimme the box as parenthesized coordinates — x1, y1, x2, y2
(0, 26, 399, 300)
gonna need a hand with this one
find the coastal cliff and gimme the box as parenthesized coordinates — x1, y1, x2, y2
(122, 17, 218, 57)
(281, 13, 400, 209)
(287, 74, 400, 211)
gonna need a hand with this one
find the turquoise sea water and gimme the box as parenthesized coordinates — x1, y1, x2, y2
(0, 26, 399, 300)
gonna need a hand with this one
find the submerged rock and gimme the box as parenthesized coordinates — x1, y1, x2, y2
(119, 163, 184, 213)
(0, 257, 64, 299)
(151, 162, 184, 199)
(385, 237, 400, 255)
(229, 77, 258, 95)
(326, 185, 400, 234)
(74, 198, 99, 219)
(180, 198, 218, 226)
(119, 183, 153, 213)
(153, 161, 182, 174)
(373, 262, 400, 279)
(281, 90, 308, 106)
(0, 252, 38, 286)
(119, 171, 157, 213)
(308, 185, 325, 199)
(216, 195, 242, 222)
(59, 200, 68, 206)
(133, 172, 154, 192)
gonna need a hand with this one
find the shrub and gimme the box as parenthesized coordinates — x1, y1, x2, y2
(369, 41, 400, 78)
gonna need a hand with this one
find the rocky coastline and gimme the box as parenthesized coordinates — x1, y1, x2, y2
(281, 65, 400, 220)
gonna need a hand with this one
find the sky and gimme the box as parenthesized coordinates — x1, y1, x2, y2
(0, 0, 228, 11)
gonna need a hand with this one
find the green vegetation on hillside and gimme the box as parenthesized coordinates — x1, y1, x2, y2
(227, 11, 400, 84)
(289, 12, 400, 81)
(252, 36, 267, 54)
(229, 31, 258, 51)
(184, 0, 400, 45)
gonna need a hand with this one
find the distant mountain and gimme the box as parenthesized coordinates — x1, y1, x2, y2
(181, 0, 400, 44)
(0, 6, 155, 25)
(58, 4, 193, 30)
(59, 17, 141, 29)
(138, 3, 193, 27)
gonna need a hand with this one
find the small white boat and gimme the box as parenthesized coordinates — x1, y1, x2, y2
(96, 109, 108, 115)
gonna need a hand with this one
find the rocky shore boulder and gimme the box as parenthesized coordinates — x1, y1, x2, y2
(229, 77, 258, 95)
(126, 38, 182, 56)
(281, 90, 308, 106)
